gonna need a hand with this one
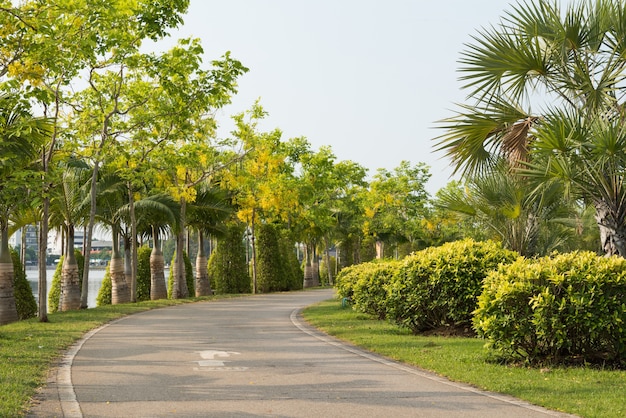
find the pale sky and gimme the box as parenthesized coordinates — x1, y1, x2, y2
(158, 1, 521, 194)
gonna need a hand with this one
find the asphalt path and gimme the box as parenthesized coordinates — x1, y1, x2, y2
(27, 289, 575, 417)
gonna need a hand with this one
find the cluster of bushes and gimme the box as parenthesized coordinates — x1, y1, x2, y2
(336, 239, 626, 366)
(474, 251, 626, 366)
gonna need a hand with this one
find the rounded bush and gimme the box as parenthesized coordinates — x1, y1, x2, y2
(136, 245, 151, 302)
(96, 264, 112, 306)
(474, 251, 626, 365)
(350, 260, 401, 319)
(387, 239, 518, 334)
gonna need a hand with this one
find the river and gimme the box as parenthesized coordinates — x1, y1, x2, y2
(26, 268, 106, 309)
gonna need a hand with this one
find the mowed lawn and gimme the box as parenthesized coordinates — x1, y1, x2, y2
(302, 298, 626, 418)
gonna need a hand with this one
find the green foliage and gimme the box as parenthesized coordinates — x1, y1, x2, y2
(96, 265, 112, 306)
(167, 251, 193, 298)
(474, 251, 626, 366)
(319, 255, 336, 286)
(279, 230, 303, 291)
(386, 239, 518, 333)
(10, 249, 36, 320)
(136, 245, 151, 302)
(207, 224, 250, 294)
(48, 250, 84, 313)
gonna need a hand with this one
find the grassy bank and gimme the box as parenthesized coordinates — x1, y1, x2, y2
(0, 296, 240, 417)
(302, 298, 626, 418)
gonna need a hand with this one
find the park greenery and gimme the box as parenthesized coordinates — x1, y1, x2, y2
(2, 0, 626, 414)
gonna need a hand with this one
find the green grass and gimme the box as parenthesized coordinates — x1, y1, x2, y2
(0, 296, 241, 417)
(302, 298, 626, 418)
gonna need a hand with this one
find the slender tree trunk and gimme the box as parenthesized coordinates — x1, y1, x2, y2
(128, 182, 138, 302)
(60, 225, 81, 311)
(594, 199, 626, 257)
(80, 159, 100, 309)
(110, 226, 130, 304)
(375, 240, 384, 259)
(38, 204, 49, 322)
(124, 236, 132, 291)
(0, 222, 18, 325)
(20, 226, 26, 268)
(324, 235, 333, 286)
(150, 227, 167, 300)
(173, 198, 189, 299)
(250, 209, 257, 294)
(195, 230, 211, 296)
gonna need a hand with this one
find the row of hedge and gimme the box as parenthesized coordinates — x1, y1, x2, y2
(336, 239, 626, 366)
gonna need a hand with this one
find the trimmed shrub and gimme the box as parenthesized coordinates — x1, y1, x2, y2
(351, 260, 401, 319)
(256, 223, 283, 292)
(208, 224, 250, 294)
(474, 251, 626, 366)
(11, 249, 37, 320)
(387, 239, 518, 334)
(279, 230, 303, 291)
(96, 265, 112, 306)
(136, 245, 151, 302)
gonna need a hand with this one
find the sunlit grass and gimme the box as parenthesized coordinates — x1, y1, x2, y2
(302, 298, 626, 418)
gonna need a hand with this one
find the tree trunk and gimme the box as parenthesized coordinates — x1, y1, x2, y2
(375, 240, 384, 259)
(124, 236, 132, 292)
(303, 242, 315, 288)
(38, 202, 49, 322)
(195, 230, 211, 296)
(594, 199, 626, 257)
(80, 158, 100, 309)
(0, 223, 18, 325)
(128, 182, 138, 302)
(60, 225, 81, 311)
(173, 197, 189, 299)
(150, 226, 167, 300)
(324, 235, 333, 286)
(250, 209, 257, 294)
(110, 226, 130, 304)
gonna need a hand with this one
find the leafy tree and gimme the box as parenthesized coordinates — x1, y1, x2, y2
(363, 161, 431, 258)
(435, 0, 626, 257)
(0, 91, 50, 325)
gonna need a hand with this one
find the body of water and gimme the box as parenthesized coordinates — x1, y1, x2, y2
(26, 268, 106, 309)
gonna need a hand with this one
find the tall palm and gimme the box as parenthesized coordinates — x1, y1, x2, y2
(134, 193, 179, 300)
(187, 185, 232, 296)
(0, 92, 50, 325)
(435, 0, 626, 256)
(94, 171, 131, 304)
(49, 159, 90, 311)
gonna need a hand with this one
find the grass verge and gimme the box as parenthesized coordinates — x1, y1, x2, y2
(301, 298, 626, 418)
(1, 296, 241, 417)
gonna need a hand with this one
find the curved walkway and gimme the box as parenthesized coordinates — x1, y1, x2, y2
(27, 289, 575, 417)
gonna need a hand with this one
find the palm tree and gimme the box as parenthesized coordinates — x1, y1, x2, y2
(435, 0, 626, 256)
(187, 185, 232, 296)
(49, 159, 90, 311)
(134, 193, 179, 300)
(0, 92, 50, 325)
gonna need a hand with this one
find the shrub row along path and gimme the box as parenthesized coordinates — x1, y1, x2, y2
(27, 289, 573, 418)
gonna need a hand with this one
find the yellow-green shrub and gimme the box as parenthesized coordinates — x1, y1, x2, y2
(387, 239, 518, 334)
(474, 251, 626, 366)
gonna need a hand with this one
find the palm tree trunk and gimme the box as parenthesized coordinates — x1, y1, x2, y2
(110, 226, 130, 304)
(60, 225, 81, 311)
(195, 230, 211, 296)
(150, 226, 167, 300)
(594, 199, 626, 257)
(0, 222, 18, 325)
